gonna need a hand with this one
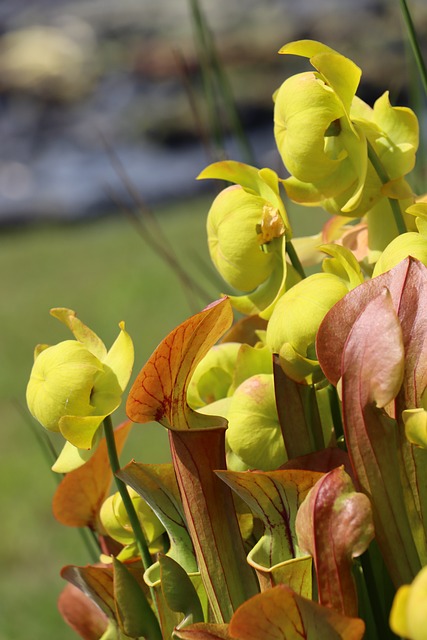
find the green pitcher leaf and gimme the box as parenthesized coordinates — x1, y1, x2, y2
(113, 557, 159, 639)
(217, 468, 322, 564)
(296, 467, 374, 617)
(117, 461, 197, 573)
(228, 584, 365, 640)
(159, 554, 204, 628)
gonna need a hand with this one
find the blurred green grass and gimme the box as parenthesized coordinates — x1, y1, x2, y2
(0, 192, 328, 639)
(0, 194, 218, 640)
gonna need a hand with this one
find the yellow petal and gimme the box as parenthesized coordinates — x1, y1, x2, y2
(278, 40, 361, 119)
(373, 91, 419, 179)
(373, 232, 427, 277)
(52, 439, 96, 473)
(50, 308, 107, 360)
(389, 585, 410, 637)
(103, 322, 134, 391)
(403, 409, 427, 449)
(59, 414, 106, 449)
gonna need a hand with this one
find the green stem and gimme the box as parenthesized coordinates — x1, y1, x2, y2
(103, 416, 152, 571)
(286, 239, 306, 279)
(367, 140, 407, 236)
(103, 416, 162, 636)
(398, 0, 427, 99)
(78, 527, 101, 564)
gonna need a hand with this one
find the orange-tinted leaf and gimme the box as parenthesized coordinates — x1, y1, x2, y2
(296, 467, 374, 617)
(333, 290, 421, 585)
(126, 298, 233, 430)
(61, 565, 116, 619)
(229, 585, 365, 640)
(175, 623, 232, 640)
(61, 562, 148, 628)
(53, 421, 132, 528)
(170, 428, 259, 623)
(317, 257, 413, 386)
(281, 446, 354, 480)
(57, 582, 108, 640)
(217, 469, 322, 567)
(318, 257, 427, 576)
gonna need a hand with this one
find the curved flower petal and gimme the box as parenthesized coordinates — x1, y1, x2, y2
(52, 439, 97, 473)
(373, 91, 419, 179)
(373, 232, 427, 277)
(279, 40, 361, 117)
(103, 321, 134, 391)
(50, 308, 107, 360)
(267, 272, 350, 382)
(275, 72, 345, 183)
(59, 414, 109, 449)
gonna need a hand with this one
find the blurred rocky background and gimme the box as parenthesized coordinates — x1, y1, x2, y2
(0, 0, 426, 223)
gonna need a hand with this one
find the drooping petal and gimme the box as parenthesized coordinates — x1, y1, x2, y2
(52, 439, 96, 473)
(59, 414, 108, 449)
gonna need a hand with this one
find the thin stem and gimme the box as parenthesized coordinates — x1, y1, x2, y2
(398, 0, 427, 99)
(103, 416, 152, 571)
(367, 140, 407, 235)
(286, 239, 306, 279)
(78, 527, 101, 564)
(103, 416, 162, 635)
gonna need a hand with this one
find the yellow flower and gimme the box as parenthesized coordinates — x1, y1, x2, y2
(198, 160, 298, 318)
(274, 40, 418, 217)
(26, 308, 134, 471)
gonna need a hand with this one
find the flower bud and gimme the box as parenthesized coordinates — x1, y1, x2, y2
(275, 40, 418, 217)
(226, 373, 286, 470)
(266, 273, 350, 383)
(100, 488, 165, 554)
